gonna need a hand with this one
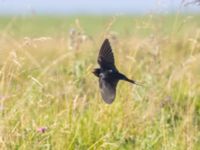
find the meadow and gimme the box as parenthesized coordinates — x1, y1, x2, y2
(0, 14, 200, 149)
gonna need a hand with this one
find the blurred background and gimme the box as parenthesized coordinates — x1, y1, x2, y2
(0, 0, 200, 150)
(0, 0, 200, 15)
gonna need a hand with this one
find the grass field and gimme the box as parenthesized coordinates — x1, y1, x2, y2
(0, 14, 200, 149)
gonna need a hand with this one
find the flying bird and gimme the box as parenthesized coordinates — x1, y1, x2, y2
(93, 39, 140, 104)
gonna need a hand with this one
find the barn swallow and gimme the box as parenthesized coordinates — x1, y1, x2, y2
(93, 39, 140, 104)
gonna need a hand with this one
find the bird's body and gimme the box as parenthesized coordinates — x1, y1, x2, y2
(93, 39, 138, 104)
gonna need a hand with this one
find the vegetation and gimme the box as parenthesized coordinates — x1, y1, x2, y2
(0, 14, 200, 149)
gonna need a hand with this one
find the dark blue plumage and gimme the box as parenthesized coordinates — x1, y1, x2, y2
(93, 39, 138, 104)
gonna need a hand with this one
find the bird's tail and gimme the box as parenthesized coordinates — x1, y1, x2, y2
(125, 78, 143, 86)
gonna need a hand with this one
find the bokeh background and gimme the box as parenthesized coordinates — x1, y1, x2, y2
(0, 0, 200, 149)
(0, 0, 200, 15)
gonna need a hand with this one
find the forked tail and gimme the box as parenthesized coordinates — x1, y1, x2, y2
(125, 78, 143, 86)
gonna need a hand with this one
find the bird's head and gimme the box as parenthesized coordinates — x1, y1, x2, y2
(92, 68, 100, 77)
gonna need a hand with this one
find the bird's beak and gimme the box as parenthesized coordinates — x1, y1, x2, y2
(92, 68, 100, 77)
(92, 69, 97, 76)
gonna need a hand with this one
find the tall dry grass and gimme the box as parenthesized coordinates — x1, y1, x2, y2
(0, 14, 199, 149)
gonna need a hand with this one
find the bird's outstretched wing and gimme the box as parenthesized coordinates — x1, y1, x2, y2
(98, 39, 117, 70)
(99, 77, 118, 104)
